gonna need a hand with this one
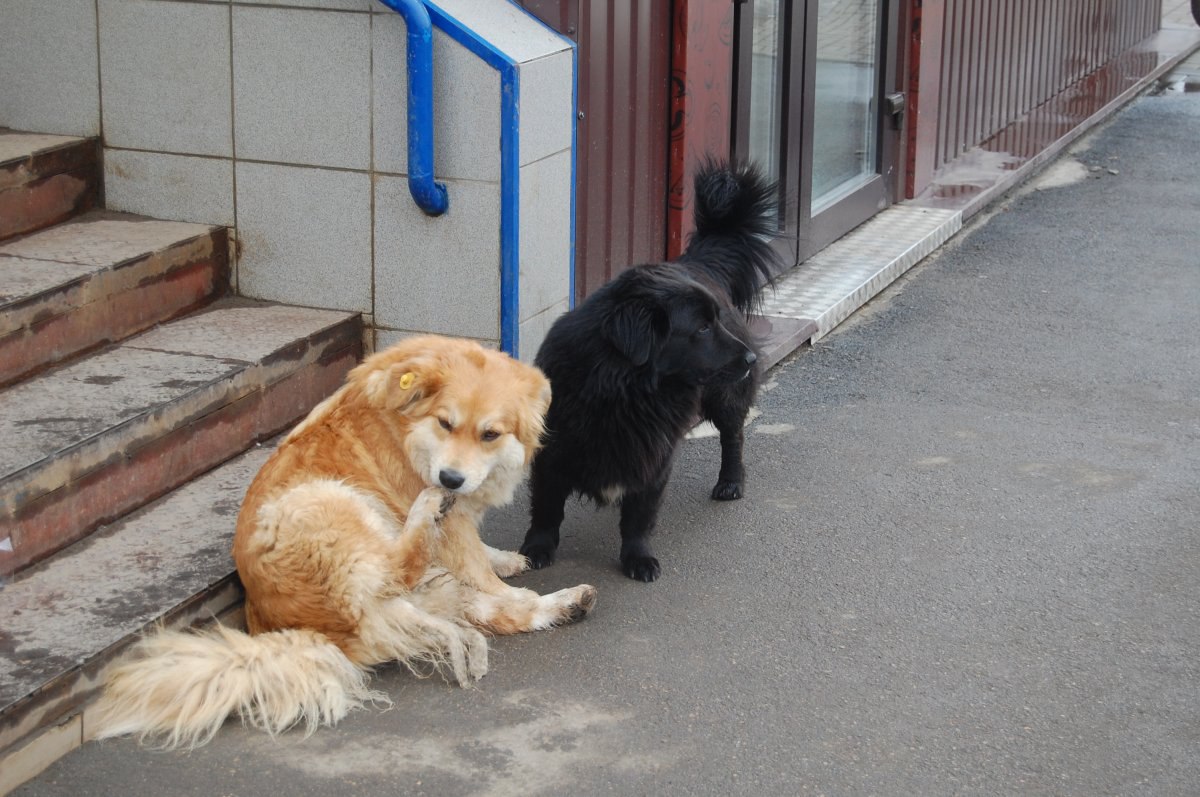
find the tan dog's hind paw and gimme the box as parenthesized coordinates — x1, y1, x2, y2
(568, 584, 598, 621)
(534, 584, 597, 629)
(465, 627, 489, 681)
(444, 625, 489, 685)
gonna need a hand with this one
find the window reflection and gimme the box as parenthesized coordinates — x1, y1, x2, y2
(747, 0, 783, 187)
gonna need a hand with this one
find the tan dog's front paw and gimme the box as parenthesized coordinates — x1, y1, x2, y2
(485, 545, 531, 578)
(411, 486, 455, 527)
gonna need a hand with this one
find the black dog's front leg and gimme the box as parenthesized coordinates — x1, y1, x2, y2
(703, 380, 755, 501)
(520, 460, 572, 569)
(618, 478, 669, 582)
(711, 417, 746, 500)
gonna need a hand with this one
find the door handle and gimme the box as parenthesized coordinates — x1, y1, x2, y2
(885, 92, 906, 130)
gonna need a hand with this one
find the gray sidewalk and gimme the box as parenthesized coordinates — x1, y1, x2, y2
(17, 84, 1200, 796)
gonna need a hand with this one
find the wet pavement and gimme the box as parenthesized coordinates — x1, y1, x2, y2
(912, 26, 1200, 212)
(15, 77, 1200, 796)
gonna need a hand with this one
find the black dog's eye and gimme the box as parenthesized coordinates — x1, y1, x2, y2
(438, 418, 453, 431)
(697, 323, 713, 336)
(481, 429, 500, 442)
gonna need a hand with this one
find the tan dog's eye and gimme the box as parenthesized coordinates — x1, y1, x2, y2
(481, 430, 500, 442)
(438, 418, 453, 432)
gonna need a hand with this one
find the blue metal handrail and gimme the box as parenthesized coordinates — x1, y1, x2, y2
(377, 0, 449, 216)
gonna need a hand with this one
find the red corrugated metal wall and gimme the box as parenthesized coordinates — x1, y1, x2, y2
(909, 0, 1162, 196)
(516, 0, 672, 301)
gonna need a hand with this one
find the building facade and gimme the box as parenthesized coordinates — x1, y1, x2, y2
(2, 0, 1197, 357)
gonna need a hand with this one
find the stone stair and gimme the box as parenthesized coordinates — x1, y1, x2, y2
(0, 129, 363, 788)
(0, 209, 228, 387)
(0, 132, 99, 242)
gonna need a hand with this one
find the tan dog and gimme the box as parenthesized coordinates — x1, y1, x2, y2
(93, 336, 597, 748)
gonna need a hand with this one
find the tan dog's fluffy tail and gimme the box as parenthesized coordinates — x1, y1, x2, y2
(91, 624, 385, 749)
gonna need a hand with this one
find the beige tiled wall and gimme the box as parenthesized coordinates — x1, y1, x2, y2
(100, 0, 234, 158)
(515, 44, 574, 358)
(0, 0, 575, 359)
(374, 174, 503, 340)
(519, 149, 573, 323)
(0, 0, 101, 136)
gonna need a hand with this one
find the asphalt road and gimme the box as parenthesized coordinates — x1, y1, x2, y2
(18, 88, 1200, 796)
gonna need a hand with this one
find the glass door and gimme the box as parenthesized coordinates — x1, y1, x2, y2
(734, 0, 900, 268)
(811, 0, 881, 212)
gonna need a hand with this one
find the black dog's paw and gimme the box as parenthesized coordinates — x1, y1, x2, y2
(711, 480, 743, 501)
(621, 553, 661, 582)
(519, 540, 558, 570)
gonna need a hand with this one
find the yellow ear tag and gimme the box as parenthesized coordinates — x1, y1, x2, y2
(398, 372, 416, 390)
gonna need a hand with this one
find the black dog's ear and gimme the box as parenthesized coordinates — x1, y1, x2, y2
(602, 301, 666, 366)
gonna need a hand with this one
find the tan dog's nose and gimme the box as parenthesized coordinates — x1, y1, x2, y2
(439, 469, 466, 490)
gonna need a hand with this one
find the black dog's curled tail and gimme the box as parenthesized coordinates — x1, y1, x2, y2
(692, 158, 778, 241)
(686, 158, 783, 315)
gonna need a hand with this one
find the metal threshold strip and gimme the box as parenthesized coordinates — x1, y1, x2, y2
(757, 205, 960, 355)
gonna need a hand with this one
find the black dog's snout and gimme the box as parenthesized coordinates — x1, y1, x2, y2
(439, 469, 466, 490)
(743, 350, 757, 366)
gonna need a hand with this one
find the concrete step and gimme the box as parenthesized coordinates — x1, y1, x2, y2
(0, 130, 100, 242)
(0, 210, 229, 388)
(0, 441, 274, 778)
(751, 314, 819, 372)
(0, 299, 362, 576)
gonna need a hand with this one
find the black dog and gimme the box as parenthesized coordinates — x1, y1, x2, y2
(520, 160, 781, 581)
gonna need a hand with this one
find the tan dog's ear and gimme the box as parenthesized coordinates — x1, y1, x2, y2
(514, 367, 552, 456)
(532, 373, 552, 420)
(359, 356, 443, 412)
